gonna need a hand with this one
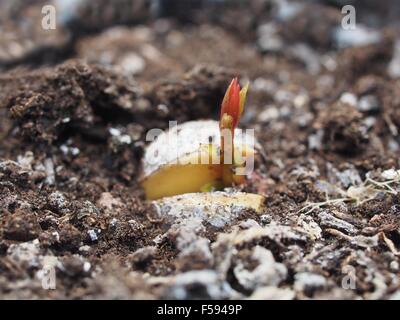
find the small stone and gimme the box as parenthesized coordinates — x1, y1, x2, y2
(389, 290, 400, 300)
(119, 53, 146, 75)
(109, 127, 132, 145)
(381, 169, 400, 180)
(388, 139, 399, 152)
(249, 286, 295, 300)
(51, 231, 60, 242)
(109, 218, 118, 228)
(297, 214, 322, 240)
(233, 246, 287, 291)
(87, 229, 98, 242)
(259, 214, 272, 225)
(44, 158, 55, 185)
(257, 23, 283, 53)
(79, 245, 91, 253)
(296, 112, 313, 128)
(165, 270, 225, 299)
(358, 95, 380, 112)
(252, 78, 277, 92)
(308, 130, 324, 150)
(363, 116, 376, 130)
(390, 260, 399, 272)
(340, 92, 357, 107)
(258, 106, 279, 123)
(17, 151, 34, 169)
(156, 104, 169, 115)
(60, 144, 80, 156)
(48, 191, 69, 215)
(288, 44, 321, 75)
(333, 25, 381, 48)
(83, 261, 91, 273)
(238, 219, 260, 229)
(7, 239, 41, 268)
(388, 39, 400, 78)
(131, 246, 157, 266)
(318, 211, 358, 235)
(294, 272, 327, 295)
(294, 94, 309, 109)
(97, 192, 123, 212)
(327, 163, 362, 189)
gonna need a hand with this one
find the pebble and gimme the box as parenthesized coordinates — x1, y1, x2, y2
(109, 127, 132, 145)
(87, 229, 98, 242)
(318, 211, 358, 235)
(308, 130, 324, 150)
(257, 23, 283, 52)
(44, 158, 55, 185)
(358, 95, 380, 112)
(48, 191, 69, 214)
(340, 92, 358, 107)
(7, 239, 41, 268)
(294, 272, 327, 293)
(234, 246, 287, 291)
(333, 25, 381, 48)
(119, 53, 146, 75)
(79, 245, 91, 253)
(258, 106, 279, 123)
(17, 151, 34, 169)
(83, 261, 91, 273)
(388, 39, 400, 78)
(390, 260, 399, 272)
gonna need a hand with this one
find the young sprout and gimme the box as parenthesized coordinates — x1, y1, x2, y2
(141, 78, 255, 200)
(219, 77, 249, 185)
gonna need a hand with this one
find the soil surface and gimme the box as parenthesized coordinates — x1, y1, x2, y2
(1, 0, 400, 299)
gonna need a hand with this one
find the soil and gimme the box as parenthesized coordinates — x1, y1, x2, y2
(1, 0, 400, 299)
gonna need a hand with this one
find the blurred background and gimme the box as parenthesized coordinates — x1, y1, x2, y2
(1, 0, 399, 78)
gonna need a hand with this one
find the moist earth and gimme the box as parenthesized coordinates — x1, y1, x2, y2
(0, 0, 400, 299)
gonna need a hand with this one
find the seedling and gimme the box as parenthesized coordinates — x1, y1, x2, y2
(141, 78, 256, 200)
(220, 78, 249, 186)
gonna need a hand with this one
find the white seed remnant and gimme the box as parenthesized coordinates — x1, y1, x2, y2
(152, 192, 265, 228)
(142, 120, 258, 178)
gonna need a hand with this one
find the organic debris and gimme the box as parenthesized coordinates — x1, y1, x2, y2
(1, 0, 400, 300)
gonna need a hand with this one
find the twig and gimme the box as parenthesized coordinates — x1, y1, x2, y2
(380, 232, 400, 256)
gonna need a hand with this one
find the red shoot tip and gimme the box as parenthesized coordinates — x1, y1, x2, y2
(219, 78, 249, 185)
(220, 78, 248, 132)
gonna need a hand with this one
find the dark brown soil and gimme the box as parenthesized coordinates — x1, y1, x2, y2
(1, 0, 400, 299)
